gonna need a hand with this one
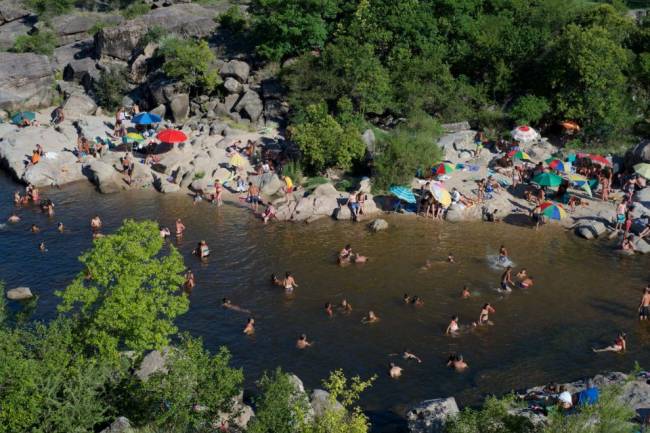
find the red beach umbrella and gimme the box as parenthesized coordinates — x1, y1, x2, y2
(587, 154, 611, 167)
(156, 129, 187, 144)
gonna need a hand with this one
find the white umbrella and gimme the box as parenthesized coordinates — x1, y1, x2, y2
(511, 125, 540, 143)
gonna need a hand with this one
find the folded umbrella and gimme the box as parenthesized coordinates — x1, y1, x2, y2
(430, 184, 452, 207)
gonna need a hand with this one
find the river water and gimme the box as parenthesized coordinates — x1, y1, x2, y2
(1, 174, 649, 432)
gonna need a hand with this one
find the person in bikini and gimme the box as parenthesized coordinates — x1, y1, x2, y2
(593, 332, 626, 353)
(283, 272, 298, 293)
(445, 315, 460, 335)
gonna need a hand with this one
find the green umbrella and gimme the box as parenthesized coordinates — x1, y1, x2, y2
(532, 172, 563, 187)
(11, 111, 36, 125)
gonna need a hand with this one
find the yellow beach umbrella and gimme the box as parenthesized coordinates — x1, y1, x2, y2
(634, 163, 650, 179)
(230, 153, 246, 167)
(431, 183, 452, 207)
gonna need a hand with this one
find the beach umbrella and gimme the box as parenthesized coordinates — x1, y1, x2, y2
(125, 132, 144, 142)
(539, 202, 568, 220)
(634, 163, 650, 179)
(430, 183, 452, 207)
(11, 111, 36, 125)
(566, 153, 577, 163)
(532, 172, 563, 187)
(432, 162, 456, 175)
(508, 150, 532, 161)
(156, 129, 187, 143)
(132, 112, 162, 125)
(587, 154, 611, 166)
(389, 186, 416, 204)
(229, 153, 246, 167)
(546, 159, 568, 172)
(511, 125, 539, 143)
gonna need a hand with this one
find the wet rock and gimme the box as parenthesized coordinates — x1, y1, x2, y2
(135, 349, 170, 381)
(632, 236, 650, 254)
(369, 218, 388, 232)
(406, 397, 459, 433)
(627, 139, 650, 166)
(220, 60, 250, 83)
(99, 416, 131, 433)
(6, 287, 33, 300)
(575, 220, 607, 240)
(0, 52, 54, 111)
(334, 206, 352, 221)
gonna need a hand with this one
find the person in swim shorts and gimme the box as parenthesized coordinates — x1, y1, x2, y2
(639, 287, 650, 320)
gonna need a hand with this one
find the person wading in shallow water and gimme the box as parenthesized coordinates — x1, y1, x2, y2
(639, 286, 650, 321)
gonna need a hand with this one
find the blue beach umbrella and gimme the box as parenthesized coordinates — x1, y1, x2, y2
(389, 185, 416, 204)
(11, 111, 36, 125)
(132, 112, 162, 125)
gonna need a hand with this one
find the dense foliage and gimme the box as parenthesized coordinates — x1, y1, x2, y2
(12, 31, 58, 55)
(159, 37, 222, 94)
(56, 220, 189, 358)
(249, 0, 650, 150)
(94, 67, 129, 111)
(26, 0, 74, 17)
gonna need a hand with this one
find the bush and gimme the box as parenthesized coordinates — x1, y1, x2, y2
(159, 37, 221, 94)
(282, 160, 304, 186)
(289, 103, 366, 174)
(12, 31, 58, 56)
(510, 95, 551, 126)
(121, 1, 150, 19)
(217, 5, 248, 32)
(139, 25, 168, 48)
(93, 67, 129, 111)
(444, 395, 535, 433)
(26, 0, 74, 17)
(373, 112, 443, 190)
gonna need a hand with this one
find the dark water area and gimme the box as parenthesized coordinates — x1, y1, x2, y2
(1, 174, 649, 432)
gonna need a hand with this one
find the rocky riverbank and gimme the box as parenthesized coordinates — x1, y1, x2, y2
(407, 370, 650, 433)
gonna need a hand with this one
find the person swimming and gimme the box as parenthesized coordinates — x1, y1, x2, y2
(445, 315, 460, 335)
(7, 213, 20, 223)
(159, 226, 171, 238)
(324, 302, 333, 317)
(338, 244, 367, 264)
(389, 362, 403, 378)
(519, 276, 534, 288)
(461, 286, 471, 299)
(447, 253, 455, 263)
(362, 310, 379, 324)
(90, 215, 102, 232)
(411, 296, 424, 306)
(447, 354, 468, 372)
(500, 266, 513, 292)
(39, 241, 47, 252)
(402, 350, 422, 363)
(403, 294, 411, 304)
(296, 334, 312, 349)
(194, 241, 210, 258)
(30, 224, 40, 233)
(478, 303, 495, 325)
(223, 298, 251, 314)
(283, 272, 298, 293)
(243, 318, 255, 335)
(516, 268, 528, 279)
(183, 270, 195, 292)
(498, 245, 508, 263)
(593, 332, 626, 353)
(270, 273, 283, 287)
(339, 299, 352, 313)
(57, 222, 64, 232)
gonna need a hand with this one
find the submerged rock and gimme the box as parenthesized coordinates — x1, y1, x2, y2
(369, 218, 388, 232)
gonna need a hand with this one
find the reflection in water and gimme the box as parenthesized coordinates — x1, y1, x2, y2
(0, 175, 649, 432)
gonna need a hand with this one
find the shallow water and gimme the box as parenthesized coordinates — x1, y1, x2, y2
(1, 174, 649, 432)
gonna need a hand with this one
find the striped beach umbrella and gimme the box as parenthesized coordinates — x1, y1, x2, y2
(389, 185, 416, 204)
(511, 125, 539, 143)
(539, 202, 568, 220)
(546, 159, 567, 172)
(432, 162, 456, 175)
(508, 150, 532, 161)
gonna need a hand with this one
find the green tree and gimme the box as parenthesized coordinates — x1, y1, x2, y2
(121, 1, 150, 19)
(159, 37, 221, 94)
(248, 368, 311, 433)
(250, 0, 339, 60)
(134, 335, 243, 431)
(373, 112, 443, 190)
(12, 31, 58, 56)
(94, 67, 129, 111)
(289, 103, 366, 173)
(56, 220, 189, 358)
(26, 0, 74, 17)
(510, 95, 551, 125)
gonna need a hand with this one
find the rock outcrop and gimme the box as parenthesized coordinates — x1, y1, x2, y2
(407, 397, 459, 433)
(575, 219, 608, 240)
(0, 52, 54, 110)
(369, 218, 388, 232)
(6, 287, 33, 300)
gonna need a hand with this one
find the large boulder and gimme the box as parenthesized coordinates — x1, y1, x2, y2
(310, 389, 344, 418)
(0, 52, 54, 110)
(85, 160, 125, 194)
(99, 417, 131, 433)
(47, 12, 123, 46)
(632, 236, 650, 254)
(96, 4, 216, 61)
(0, 16, 34, 50)
(220, 60, 250, 83)
(627, 139, 650, 166)
(170, 93, 189, 123)
(575, 219, 608, 240)
(437, 130, 476, 161)
(63, 93, 97, 117)
(369, 218, 388, 232)
(223, 77, 243, 94)
(260, 174, 284, 196)
(636, 187, 650, 207)
(406, 397, 459, 433)
(234, 90, 263, 123)
(135, 349, 170, 381)
(6, 287, 33, 300)
(0, 1, 30, 24)
(53, 38, 95, 73)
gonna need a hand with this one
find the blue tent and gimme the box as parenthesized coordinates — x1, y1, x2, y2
(132, 112, 162, 125)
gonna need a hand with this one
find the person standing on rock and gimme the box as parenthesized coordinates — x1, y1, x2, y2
(639, 287, 650, 320)
(347, 191, 360, 221)
(214, 179, 223, 207)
